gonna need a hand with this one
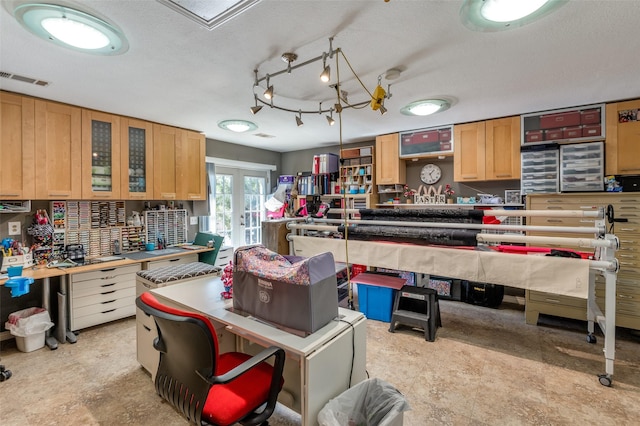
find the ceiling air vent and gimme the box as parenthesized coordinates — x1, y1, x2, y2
(0, 71, 50, 86)
(254, 133, 275, 138)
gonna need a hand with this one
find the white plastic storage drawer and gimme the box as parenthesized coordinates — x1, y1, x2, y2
(69, 263, 141, 331)
(215, 246, 233, 269)
(560, 142, 604, 192)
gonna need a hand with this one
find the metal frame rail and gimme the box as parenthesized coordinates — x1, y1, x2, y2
(285, 207, 619, 386)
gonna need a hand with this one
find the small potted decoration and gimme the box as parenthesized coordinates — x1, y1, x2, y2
(403, 185, 416, 203)
(444, 184, 455, 203)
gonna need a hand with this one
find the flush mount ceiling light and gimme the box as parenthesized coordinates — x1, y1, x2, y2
(13, 3, 129, 54)
(460, 0, 567, 32)
(252, 37, 393, 127)
(400, 99, 450, 116)
(218, 120, 257, 133)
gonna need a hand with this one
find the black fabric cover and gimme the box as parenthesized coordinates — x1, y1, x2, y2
(338, 224, 479, 246)
(358, 208, 484, 224)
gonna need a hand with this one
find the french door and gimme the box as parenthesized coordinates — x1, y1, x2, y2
(213, 166, 268, 249)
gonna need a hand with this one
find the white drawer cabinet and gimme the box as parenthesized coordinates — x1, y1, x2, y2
(145, 253, 197, 270)
(215, 246, 233, 269)
(69, 263, 141, 331)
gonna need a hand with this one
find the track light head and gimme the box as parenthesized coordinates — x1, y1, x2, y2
(320, 65, 330, 83)
(326, 114, 335, 126)
(379, 105, 388, 115)
(296, 111, 304, 127)
(263, 85, 273, 100)
(250, 105, 262, 114)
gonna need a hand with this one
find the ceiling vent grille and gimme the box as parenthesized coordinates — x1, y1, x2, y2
(156, 0, 261, 30)
(1, 71, 50, 86)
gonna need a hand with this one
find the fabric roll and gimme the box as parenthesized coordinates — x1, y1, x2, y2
(338, 224, 479, 246)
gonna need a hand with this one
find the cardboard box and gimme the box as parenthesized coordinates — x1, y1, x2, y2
(540, 111, 581, 129)
(563, 126, 583, 139)
(1, 252, 34, 272)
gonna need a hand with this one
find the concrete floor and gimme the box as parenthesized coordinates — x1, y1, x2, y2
(1, 295, 639, 425)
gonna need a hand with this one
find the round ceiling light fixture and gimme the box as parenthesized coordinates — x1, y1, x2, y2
(400, 99, 450, 116)
(460, 0, 568, 32)
(13, 3, 128, 54)
(218, 120, 258, 133)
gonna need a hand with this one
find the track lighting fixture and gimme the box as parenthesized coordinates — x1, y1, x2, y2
(379, 105, 388, 115)
(263, 75, 273, 100)
(250, 95, 263, 114)
(250, 37, 393, 126)
(320, 53, 331, 82)
(326, 109, 335, 126)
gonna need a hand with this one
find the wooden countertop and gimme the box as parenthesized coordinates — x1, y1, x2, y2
(0, 246, 214, 285)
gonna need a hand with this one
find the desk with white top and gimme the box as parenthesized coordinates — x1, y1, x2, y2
(148, 276, 367, 426)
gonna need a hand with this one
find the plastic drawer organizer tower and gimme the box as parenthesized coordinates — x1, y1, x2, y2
(389, 285, 442, 342)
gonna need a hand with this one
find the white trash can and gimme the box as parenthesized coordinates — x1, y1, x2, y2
(5, 307, 54, 352)
(318, 378, 411, 426)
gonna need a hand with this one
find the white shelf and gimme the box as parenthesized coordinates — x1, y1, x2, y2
(0, 200, 31, 213)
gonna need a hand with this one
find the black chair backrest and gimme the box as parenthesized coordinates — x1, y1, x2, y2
(136, 292, 219, 424)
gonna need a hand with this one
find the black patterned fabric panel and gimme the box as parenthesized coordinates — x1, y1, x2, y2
(137, 262, 220, 284)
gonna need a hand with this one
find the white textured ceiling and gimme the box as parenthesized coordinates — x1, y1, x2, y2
(1, 0, 639, 153)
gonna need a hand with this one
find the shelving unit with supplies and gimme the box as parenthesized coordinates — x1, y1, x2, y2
(144, 209, 188, 247)
(339, 145, 375, 195)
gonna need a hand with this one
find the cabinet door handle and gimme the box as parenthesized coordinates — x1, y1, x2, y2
(50, 193, 71, 197)
(495, 174, 512, 178)
(462, 175, 477, 179)
(0, 193, 20, 196)
(544, 298, 561, 303)
(620, 168, 640, 172)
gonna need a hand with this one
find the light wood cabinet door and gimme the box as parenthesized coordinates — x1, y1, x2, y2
(35, 100, 82, 199)
(0, 92, 35, 199)
(121, 118, 154, 200)
(485, 116, 520, 180)
(177, 130, 206, 200)
(375, 133, 405, 185)
(454, 121, 486, 181)
(606, 99, 640, 175)
(153, 124, 179, 200)
(81, 110, 121, 199)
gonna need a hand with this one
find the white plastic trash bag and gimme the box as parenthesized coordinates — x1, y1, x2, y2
(5, 307, 54, 337)
(318, 378, 411, 426)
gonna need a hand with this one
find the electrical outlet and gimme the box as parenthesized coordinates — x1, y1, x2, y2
(8, 221, 21, 236)
(189, 216, 198, 225)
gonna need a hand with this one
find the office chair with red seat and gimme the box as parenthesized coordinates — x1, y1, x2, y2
(136, 292, 286, 426)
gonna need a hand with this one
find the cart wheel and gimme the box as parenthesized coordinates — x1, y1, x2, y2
(586, 333, 597, 344)
(598, 374, 612, 387)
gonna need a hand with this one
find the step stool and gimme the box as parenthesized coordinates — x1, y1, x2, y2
(388, 285, 441, 342)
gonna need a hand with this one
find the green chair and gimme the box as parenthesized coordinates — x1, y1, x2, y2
(193, 232, 224, 266)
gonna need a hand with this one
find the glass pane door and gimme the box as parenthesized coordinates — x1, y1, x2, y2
(213, 167, 267, 249)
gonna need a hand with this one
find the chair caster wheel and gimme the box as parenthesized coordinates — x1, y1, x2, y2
(0, 367, 12, 382)
(586, 333, 597, 344)
(598, 374, 612, 387)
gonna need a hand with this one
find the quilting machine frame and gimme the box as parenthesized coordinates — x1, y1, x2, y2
(285, 207, 619, 386)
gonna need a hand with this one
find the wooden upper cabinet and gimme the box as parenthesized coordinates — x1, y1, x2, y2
(606, 99, 640, 175)
(121, 118, 154, 200)
(454, 121, 486, 181)
(375, 133, 406, 185)
(35, 100, 82, 199)
(177, 130, 206, 201)
(153, 124, 179, 200)
(485, 116, 521, 180)
(454, 116, 520, 182)
(81, 110, 121, 199)
(0, 92, 35, 199)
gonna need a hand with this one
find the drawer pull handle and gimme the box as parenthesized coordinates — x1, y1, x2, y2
(100, 283, 116, 288)
(547, 219, 562, 223)
(618, 294, 633, 299)
(101, 300, 116, 304)
(101, 290, 116, 295)
(101, 309, 116, 314)
(547, 200, 563, 203)
(169, 258, 180, 262)
(544, 298, 561, 303)
(101, 276, 116, 280)
(619, 254, 635, 258)
(143, 325, 151, 332)
(100, 268, 116, 272)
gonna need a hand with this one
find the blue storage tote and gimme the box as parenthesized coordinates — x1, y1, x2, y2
(353, 273, 406, 322)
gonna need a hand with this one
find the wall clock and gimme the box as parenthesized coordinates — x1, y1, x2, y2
(420, 163, 442, 184)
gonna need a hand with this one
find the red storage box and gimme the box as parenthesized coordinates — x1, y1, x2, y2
(439, 141, 452, 151)
(582, 124, 602, 137)
(581, 109, 601, 125)
(438, 129, 451, 142)
(540, 111, 581, 129)
(525, 130, 544, 142)
(544, 128, 564, 140)
(563, 126, 582, 139)
(402, 129, 439, 144)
